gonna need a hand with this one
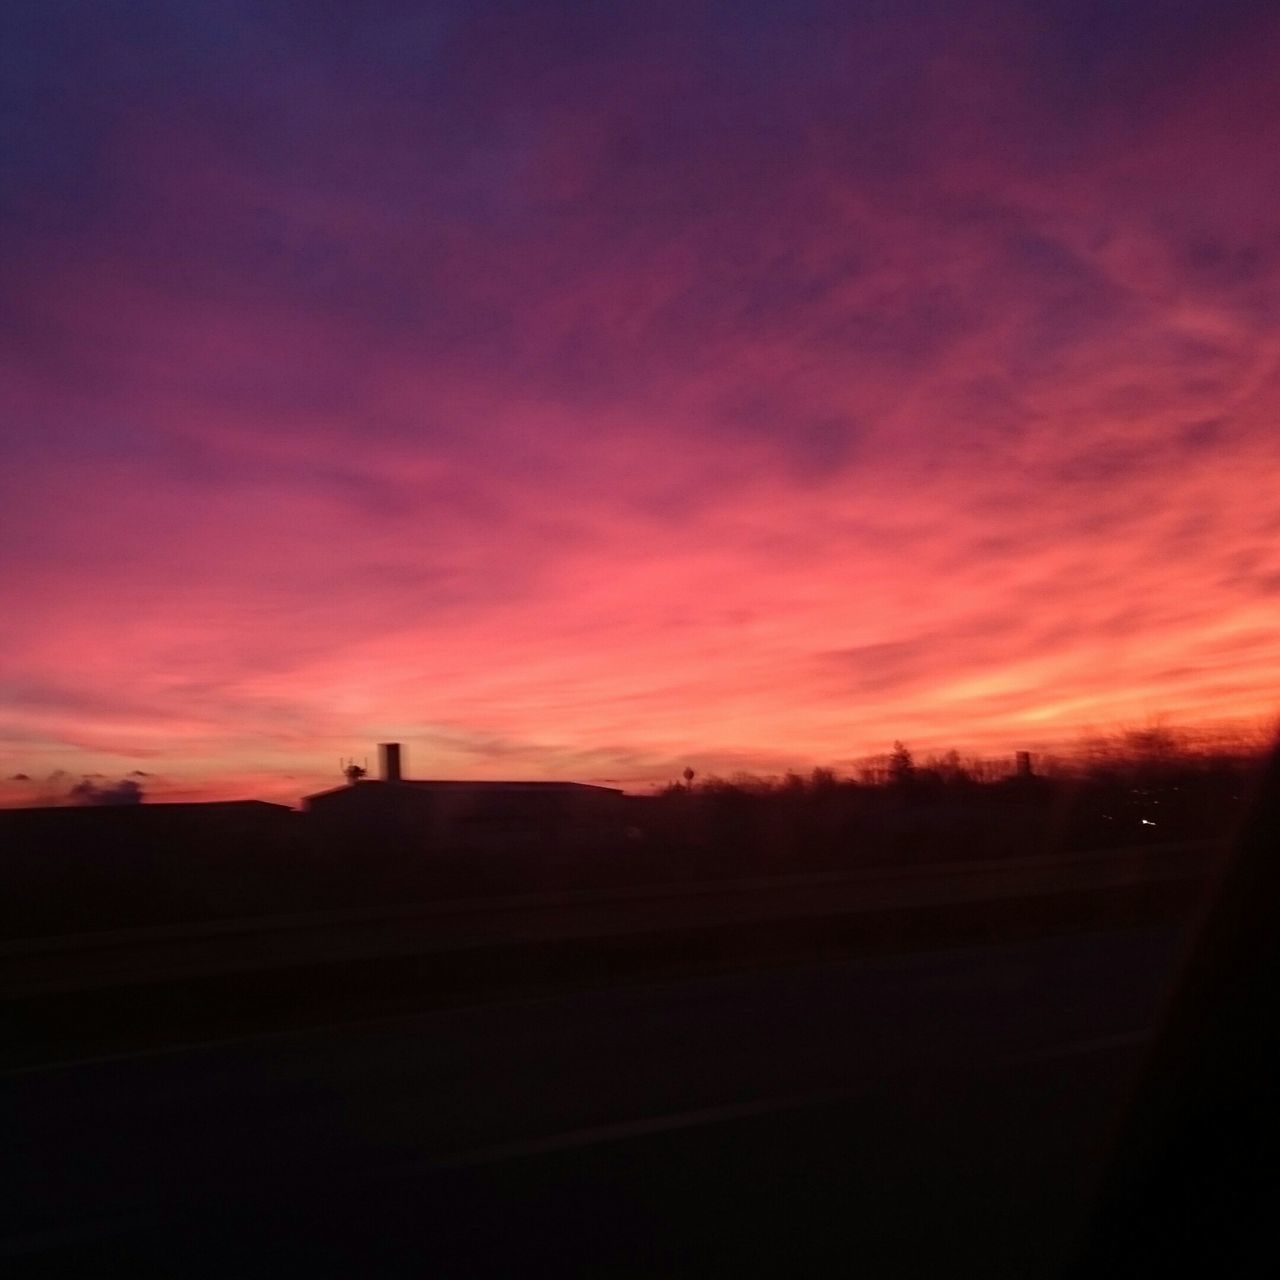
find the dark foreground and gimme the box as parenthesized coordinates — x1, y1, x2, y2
(5, 924, 1187, 1277)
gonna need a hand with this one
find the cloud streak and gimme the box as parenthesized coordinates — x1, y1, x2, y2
(2, 1, 1279, 800)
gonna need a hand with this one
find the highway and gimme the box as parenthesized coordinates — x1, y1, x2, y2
(2, 842, 1213, 997)
(4, 921, 1193, 1277)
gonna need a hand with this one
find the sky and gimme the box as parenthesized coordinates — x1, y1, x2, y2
(2, 0, 1279, 804)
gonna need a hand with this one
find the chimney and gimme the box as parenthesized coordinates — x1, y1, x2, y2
(379, 742, 403, 782)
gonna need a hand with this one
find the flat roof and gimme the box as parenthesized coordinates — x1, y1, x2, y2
(304, 780, 624, 803)
(0, 800, 294, 817)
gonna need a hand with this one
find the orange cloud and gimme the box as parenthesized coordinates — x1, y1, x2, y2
(2, 2, 1278, 802)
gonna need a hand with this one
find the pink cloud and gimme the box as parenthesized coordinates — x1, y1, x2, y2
(3, 3, 1279, 802)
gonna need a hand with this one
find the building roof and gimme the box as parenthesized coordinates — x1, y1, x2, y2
(0, 800, 293, 818)
(303, 779, 624, 804)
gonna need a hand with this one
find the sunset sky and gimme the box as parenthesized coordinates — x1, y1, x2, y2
(3, 1, 1279, 804)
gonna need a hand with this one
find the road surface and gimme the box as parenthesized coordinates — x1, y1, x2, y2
(2, 843, 1211, 997)
(3, 922, 1191, 1276)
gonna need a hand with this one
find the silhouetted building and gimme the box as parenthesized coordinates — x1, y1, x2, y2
(304, 743, 631, 853)
(0, 800, 294, 854)
(0, 800, 299, 936)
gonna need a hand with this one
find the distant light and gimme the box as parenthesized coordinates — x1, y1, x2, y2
(1141, 819, 1156, 826)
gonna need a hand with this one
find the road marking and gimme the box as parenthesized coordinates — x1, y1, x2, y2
(0, 1026, 1153, 1257)
(996, 1027, 1151, 1065)
(0, 1213, 154, 1258)
(375, 1028, 1155, 1177)
(1, 927, 1174, 1080)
